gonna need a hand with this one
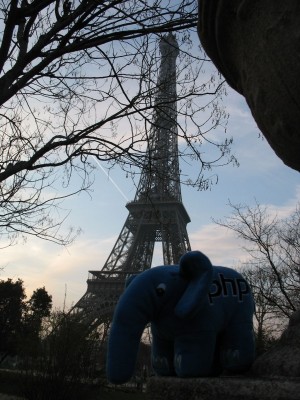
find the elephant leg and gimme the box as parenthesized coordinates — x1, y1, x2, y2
(221, 322, 255, 374)
(174, 332, 217, 377)
(151, 334, 175, 376)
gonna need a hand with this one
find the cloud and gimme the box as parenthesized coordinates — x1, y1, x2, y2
(0, 235, 117, 309)
(189, 185, 300, 270)
(1, 184, 299, 310)
(265, 184, 300, 218)
(189, 223, 249, 268)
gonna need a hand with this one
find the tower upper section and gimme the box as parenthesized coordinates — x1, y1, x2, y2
(134, 33, 182, 203)
(157, 32, 179, 101)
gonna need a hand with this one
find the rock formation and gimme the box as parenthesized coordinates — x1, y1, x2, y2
(252, 310, 300, 377)
(198, 1, 300, 172)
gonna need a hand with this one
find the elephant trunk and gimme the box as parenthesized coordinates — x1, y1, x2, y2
(106, 278, 152, 384)
(106, 271, 155, 384)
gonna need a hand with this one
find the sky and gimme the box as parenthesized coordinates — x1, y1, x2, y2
(1, 72, 299, 311)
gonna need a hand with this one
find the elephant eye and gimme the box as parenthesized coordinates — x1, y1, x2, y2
(156, 283, 166, 296)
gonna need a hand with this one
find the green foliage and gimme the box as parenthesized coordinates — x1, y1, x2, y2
(19, 311, 105, 400)
(0, 279, 149, 399)
(0, 278, 26, 362)
(0, 368, 147, 400)
(0, 304, 152, 399)
(0, 278, 52, 364)
(254, 329, 278, 357)
(24, 286, 53, 341)
(28, 287, 53, 319)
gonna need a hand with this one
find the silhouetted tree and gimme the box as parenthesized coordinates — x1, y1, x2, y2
(0, 278, 52, 363)
(24, 287, 53, 340)
(0, 279, 26, 363)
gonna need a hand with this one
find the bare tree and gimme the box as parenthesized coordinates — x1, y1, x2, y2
(240, 264, 280, 354)
(215, 201, 300, 337)
(0, 0, 236, 246)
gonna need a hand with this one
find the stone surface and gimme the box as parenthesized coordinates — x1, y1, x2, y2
(198, 0, 300, 172)
(146, 313, 300, 399)
(252, 310, 300, 377)
(146, 376, 300, 400)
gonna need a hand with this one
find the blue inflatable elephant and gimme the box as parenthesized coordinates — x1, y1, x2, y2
(107, 251, 255, 384)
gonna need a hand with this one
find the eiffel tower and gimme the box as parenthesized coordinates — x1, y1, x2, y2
(73, 33, 191, 330)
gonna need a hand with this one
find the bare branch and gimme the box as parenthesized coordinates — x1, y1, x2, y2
(0, 1, 236, 245)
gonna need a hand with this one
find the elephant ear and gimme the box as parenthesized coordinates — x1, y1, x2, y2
(175, 251, 213, 319)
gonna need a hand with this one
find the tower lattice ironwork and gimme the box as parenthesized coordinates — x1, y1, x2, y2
(73, 34, 191, 329)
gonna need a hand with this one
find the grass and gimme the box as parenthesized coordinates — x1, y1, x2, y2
(0, 370, 148, 400)
(101, 389, 147, 400)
